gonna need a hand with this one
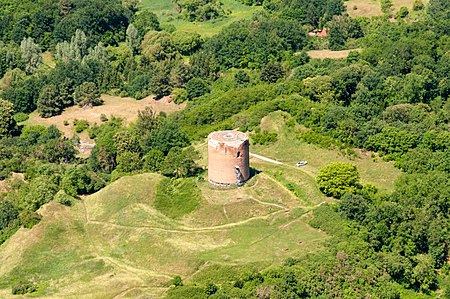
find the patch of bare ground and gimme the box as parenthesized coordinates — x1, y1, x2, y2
(307, 49, 362, 59)
(0, 173, 25, 192)
(24, 95, 185, 138)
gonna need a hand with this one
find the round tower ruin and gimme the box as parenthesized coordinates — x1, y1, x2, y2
(208, 130, 250, 186)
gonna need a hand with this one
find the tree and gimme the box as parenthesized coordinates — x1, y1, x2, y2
(73, 82, 102, 107)
(116, 151, 141, 172)
(172, 31, 203, 55)
(19, 37, 42, 74)
(136, 106, 160, 138)
(0, 201, 19, 230)
(143, 119, 190, 154)
(186, 78, 210, 100)
(317, 162, 361, 198)
(173, 0, 225, 22)
(260, 61, 285, 83)
(150, 65, 172, 99)
(338, 193, 368, 222)
(0, 99, 15, 138)
(126, 24, 140, 54)
(133, 10, 161, 38)
(161, 146, 200, 178)
(61, 165, 93, 196)
(141, 30, 175, 62)
(37, 84, 63, 118)
(23, 175, 59, 211)
(143, 149, 165, 172)
(412, 254, 437, 293)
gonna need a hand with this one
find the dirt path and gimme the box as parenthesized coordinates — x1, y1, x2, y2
(250, 153, 283, 165)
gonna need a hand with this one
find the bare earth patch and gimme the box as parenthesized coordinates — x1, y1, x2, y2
(23, 95, 185, 138)
(308, 49, 362, 60)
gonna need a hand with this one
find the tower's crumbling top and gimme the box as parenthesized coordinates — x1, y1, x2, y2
(208, 130, 249, 148)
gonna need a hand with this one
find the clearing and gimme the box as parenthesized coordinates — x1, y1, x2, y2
(140, 0, 260, 37)
(23, 95, 185, 139)
(307, 49, 362, 59)
(345, 0, 429, 18)
(250, 111, 401, 193)
(345, 0, 383, 17)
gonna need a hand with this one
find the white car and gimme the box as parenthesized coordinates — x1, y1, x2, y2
(296, 161, 308, 167)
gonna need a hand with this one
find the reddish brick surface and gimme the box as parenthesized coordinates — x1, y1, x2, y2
(208, 131, 250, 185)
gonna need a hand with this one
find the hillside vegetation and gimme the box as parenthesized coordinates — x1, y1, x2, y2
(0, 0, 449, 297)
(0, 173, 328, 298)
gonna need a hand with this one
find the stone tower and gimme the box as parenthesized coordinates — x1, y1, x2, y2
(207, 130, 250, 186)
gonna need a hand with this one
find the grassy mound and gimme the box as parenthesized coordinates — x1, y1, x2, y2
(0, 172, 328, 298)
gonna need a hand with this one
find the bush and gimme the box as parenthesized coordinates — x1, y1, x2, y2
(100, 114, 108, 122)
(186, 78, 210, 100)
(171, 276, 183, 287)
(317, 162, 362, 198)
(74, 119, 90, 133)
(11, 280, 37, 295)
(54, 190, 75, 206)
(251, 131, 278, 145)
(412, 0, 424, 10)
(13, 112, 29, 122)
(19, 211, 42, 228)
(205, 282, 218, 295)
(396, 6, 409, 18)
(172, 88, 188, 104)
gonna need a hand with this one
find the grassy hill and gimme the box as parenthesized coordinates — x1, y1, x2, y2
(0, 111, 402, 298)
(0, 171, 328, 298)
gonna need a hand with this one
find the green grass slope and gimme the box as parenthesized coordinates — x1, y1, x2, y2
(0, 172, 328, 298)
(251, 111, 401, 193)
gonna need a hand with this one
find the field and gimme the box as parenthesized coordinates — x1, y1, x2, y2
(22, 95, 184, 139)
(345, 0, 383, 17)
(345, 0, 429, 18)
(140, 0, 260, 37)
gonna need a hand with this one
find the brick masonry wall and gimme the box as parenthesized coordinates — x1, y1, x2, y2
(208, 131, 250, 185)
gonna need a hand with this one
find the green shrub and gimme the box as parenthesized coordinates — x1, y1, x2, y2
(19, 211, 42, 228)
(13, 112, 29, 122)
(54, 190, 75, 206)
(316, 162, 362, 198)
(73, 119, 90, 133)
(11, 280, 37, 295)
(100, 114, 108, 122)
(171, 276, 183, 287)
(251, 131, 278, 145)
(412, 0, 424, 10)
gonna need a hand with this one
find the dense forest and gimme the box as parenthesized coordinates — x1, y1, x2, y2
(0, 0, 449, 297)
